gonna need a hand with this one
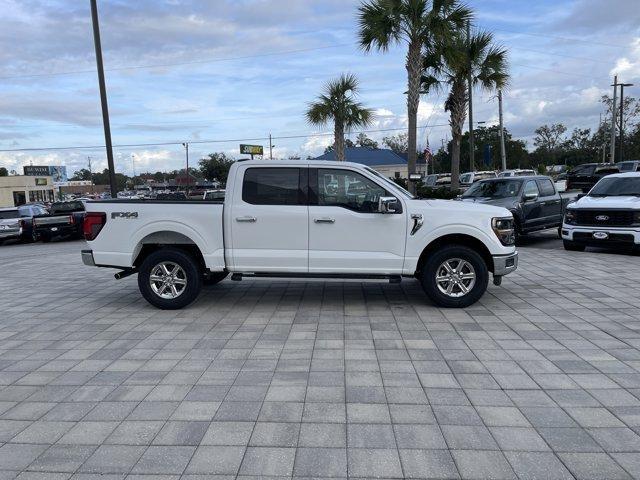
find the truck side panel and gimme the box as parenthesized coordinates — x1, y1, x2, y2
(85, 201, 225, 270)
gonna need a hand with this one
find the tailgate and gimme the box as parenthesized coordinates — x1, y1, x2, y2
(34, 215, 73, 226)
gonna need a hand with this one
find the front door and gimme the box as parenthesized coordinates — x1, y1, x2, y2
(308, 168, 407, 274)
(521, 180, 542, 231)
(230, 166, 308, 272)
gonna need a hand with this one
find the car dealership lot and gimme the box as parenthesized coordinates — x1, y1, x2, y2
(0, 239, 640, 479)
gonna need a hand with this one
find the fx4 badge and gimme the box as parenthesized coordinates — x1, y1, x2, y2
(111, 212, 138, 219)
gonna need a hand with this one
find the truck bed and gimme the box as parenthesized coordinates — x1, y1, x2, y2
(84, 200, 225, 270)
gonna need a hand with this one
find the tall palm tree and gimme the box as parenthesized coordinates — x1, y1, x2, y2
(358, 0, 472, 192)
(306, 74, 373, 162)
(422, 29, 508, 189)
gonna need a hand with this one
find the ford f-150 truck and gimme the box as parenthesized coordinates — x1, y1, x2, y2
(81, 160, 518, 309)
(33, 200, 85, 242)
(562, 172, 640, 252)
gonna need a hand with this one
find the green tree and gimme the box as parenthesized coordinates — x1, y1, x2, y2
(456, 126, 528, 170)
(358, 0, 472, 192)
(199, 153, 235, 185)
(306, 74, 373, 162)
(0, 167, 8, 177)
(324, 138, 355, 154)
(422, 28, 508, 189)
(355, 132, 379, 148)
(383, 133, 409, 155)
(71, 168, 92, 181)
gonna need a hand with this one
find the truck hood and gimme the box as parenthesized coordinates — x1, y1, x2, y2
(459, 197, 519, 210)
(411, 198, 512, 218)
(569, 195, 640, 210)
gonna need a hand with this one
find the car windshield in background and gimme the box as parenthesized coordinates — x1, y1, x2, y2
(0, 210, 19, 219)
(462, 180, 522, 199)
(50, 201, 84, 214)
(617, 162, 637, 173)
(589, 177, 640, 196)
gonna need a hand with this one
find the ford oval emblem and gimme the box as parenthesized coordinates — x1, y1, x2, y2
(595, 215, 609, 221)
(593, 231, 609, 240)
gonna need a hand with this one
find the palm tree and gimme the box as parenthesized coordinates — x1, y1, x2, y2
(358, 0, 472, 192)
(422, 29, 508, 189)
(306, 74, 373, 162)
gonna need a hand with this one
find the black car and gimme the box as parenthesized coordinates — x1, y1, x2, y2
(460, 176, 570, 238)
(566, 163, 619, 193)
(33, 200, 85, 242)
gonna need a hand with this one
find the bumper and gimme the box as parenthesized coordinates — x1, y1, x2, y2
(35, 225, 79, 237)
(81, 249, 96, 266)
(0, 230, 21, 240)
(562, 225, 640, 247)
(492, 251, 518, 276)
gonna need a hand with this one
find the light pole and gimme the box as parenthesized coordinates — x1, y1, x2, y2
(131, 153, 136, 180)
(618, 82, 634, 163)
(90, 0, 117, 199)
(182, 142, 190, 194)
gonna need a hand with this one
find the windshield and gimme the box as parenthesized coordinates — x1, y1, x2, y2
(364, 167, 416, 199)
(462, 180, 522, 199)
(0, 210, 19, 219)
(616, 162, 637, 173)
(589, 177, 640, 196)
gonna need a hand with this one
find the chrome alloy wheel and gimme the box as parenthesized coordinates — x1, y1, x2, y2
(435, 258, 476, 298)
(149, 261, 187, 299)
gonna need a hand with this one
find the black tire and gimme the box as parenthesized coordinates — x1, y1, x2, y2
(22, 230, 38, 243)
(557, 226, 563, 239)
(563, 240, 585, 251)
(138, 248, 202, 310)
(420, 245, 489, 308)
(203, 271, 228, 286)
(40, 234, 50, 243)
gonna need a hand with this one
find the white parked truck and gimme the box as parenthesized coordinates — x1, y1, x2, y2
(81, 160, 518, 309)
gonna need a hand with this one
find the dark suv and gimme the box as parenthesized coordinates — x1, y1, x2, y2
(566, 163, 619, 193)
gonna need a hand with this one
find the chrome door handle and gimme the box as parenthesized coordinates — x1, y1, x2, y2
(236, 216, 256, 222)
(314, 218, 335, 224)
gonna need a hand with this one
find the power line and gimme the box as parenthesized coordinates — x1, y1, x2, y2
(0, 43, 354, 80)
(0, 123, 456, 153)
(492, 28, 629, 49)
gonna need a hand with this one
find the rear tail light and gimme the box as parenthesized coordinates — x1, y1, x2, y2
(69, 214, 75, 225)
(83, 212, 106, 241)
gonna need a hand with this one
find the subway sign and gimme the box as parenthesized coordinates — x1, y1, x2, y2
(24, 166, 50, 176)
(240, 144, 263, 156)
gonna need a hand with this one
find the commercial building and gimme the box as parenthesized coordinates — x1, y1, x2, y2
(315, 147, 426, 179)
(0, 175, 56, 207)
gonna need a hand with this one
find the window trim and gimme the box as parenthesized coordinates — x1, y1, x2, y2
(309, 167, 403, 214)
(536, 178, 556, 197)
(241, 167, 307, 206)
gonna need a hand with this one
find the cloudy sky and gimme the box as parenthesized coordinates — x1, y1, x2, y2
(0, 0, 639, 176)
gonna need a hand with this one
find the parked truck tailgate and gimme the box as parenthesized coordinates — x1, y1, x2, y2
(84, 201, 225, 270)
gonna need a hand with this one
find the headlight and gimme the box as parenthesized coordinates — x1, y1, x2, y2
(492, 217, 515, 246)
(564, 209, 577, 225)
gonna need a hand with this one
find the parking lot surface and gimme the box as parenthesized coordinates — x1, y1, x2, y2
(1, 239, 640, 479)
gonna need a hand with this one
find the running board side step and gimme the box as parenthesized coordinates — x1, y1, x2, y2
(230, 272, 402, 283)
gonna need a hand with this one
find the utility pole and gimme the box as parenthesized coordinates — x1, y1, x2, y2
(618, 82, 634, 163)
(498, 90, 507, 172)
(609, 75, 618, 163)
(467, 21, 475, 173)
(131, 154, 136, 179)
(90, 0, 117, 199)
(88, 156, 94, 194)
(269, 133, 273, 160)
(182, 142, 190, 194)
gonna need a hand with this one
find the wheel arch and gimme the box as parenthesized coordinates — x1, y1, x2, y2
(133, 231, 206, 272)
(415, 234, 494, 275)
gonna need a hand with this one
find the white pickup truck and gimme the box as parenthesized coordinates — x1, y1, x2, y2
(81, 160, 518, 309)
(562, 172, 640, 252)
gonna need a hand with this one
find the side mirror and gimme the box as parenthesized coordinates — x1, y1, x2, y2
(378, 196, 398, 214)
(523, 192, 538, 202)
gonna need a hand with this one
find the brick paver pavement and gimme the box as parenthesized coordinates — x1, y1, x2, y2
(0, 240, 639, 479)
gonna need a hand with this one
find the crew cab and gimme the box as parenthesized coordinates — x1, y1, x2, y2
(81, 160, 518, 309)
(460, 176, 569, 239)
(566, 163, 619, 193)
(33, 200, 85, 242)
(562, 172, 640, 252)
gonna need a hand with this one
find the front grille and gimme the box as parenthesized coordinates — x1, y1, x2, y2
(573, 232, 635, 244)
(575, 210, 635, 227)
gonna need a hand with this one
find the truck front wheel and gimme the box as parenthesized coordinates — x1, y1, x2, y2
(138, 248, 202, 309)
(420, 245, 489, 308)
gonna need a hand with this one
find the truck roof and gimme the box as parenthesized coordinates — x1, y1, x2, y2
(235, 159, 372, 169)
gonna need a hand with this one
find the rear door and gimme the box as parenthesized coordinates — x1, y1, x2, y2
(229, 166, 308, 272)
(308, 167, 406, 274)
(535, 178, 562, 226)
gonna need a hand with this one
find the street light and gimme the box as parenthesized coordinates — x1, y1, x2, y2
(182, 142, 189, 193)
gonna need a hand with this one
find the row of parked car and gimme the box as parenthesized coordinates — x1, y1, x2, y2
(0, 200, 85, 244)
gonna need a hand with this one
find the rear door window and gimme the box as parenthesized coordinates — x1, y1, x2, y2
(242, 168, 305, 205)
(536, 179, 556, 196)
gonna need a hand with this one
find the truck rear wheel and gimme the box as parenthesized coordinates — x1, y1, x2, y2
(138, 248, 202, 309)
(420, 245, 489, 308)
